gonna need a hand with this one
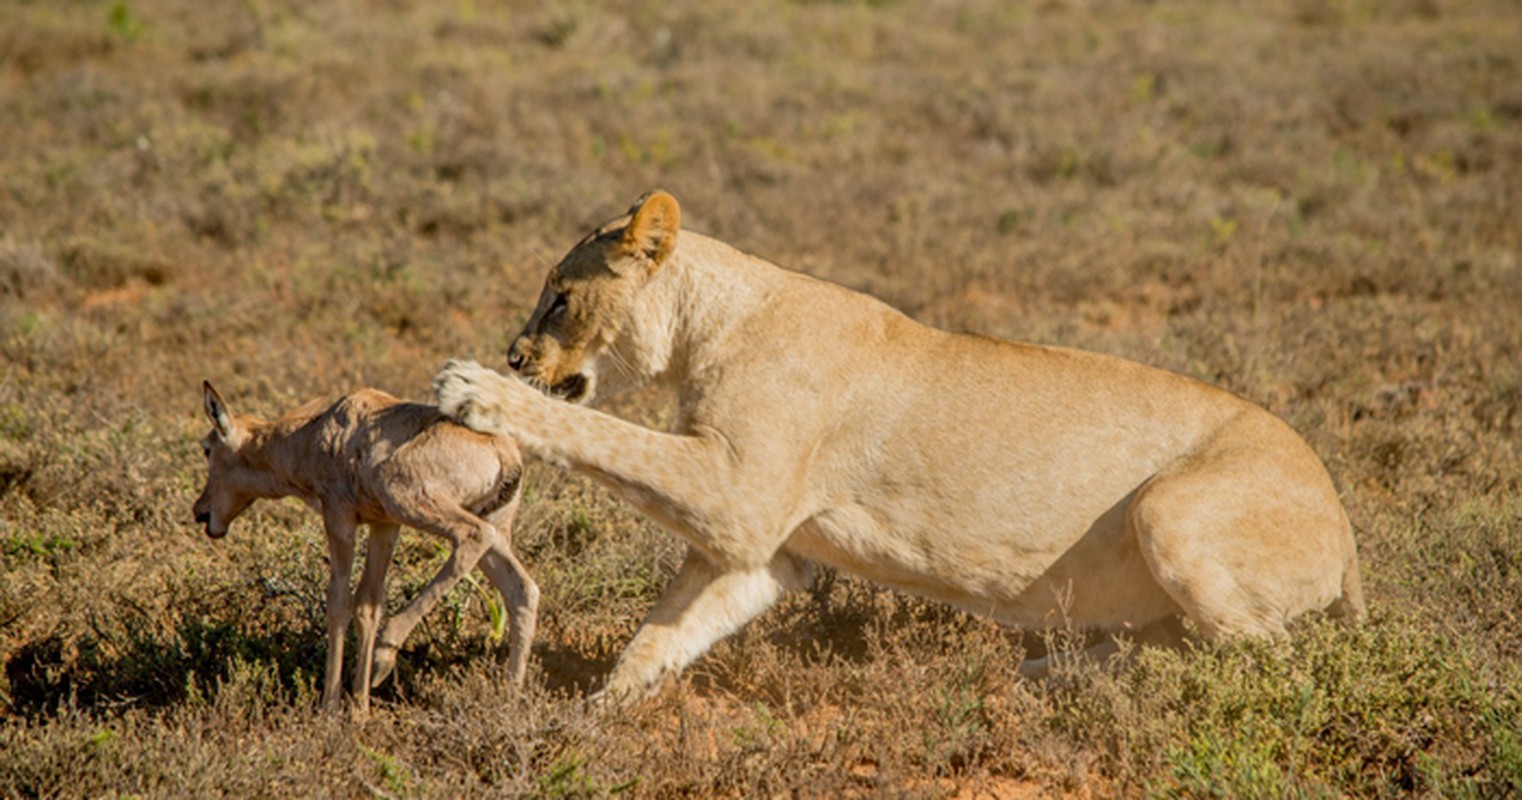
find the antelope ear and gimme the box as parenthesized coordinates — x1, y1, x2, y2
(202, 381, 235, 441)
(620, 190, 681, 272)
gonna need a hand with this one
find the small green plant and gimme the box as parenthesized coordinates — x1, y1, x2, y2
(1, 531, 76, 561)
(1207, 215, 1239, 249)
(407, 126, 435, 155)
(732, 703, 783, 751)
(362, 746, 422, 799)
(474, 573, 508, 643)
(1484, 705, 1522, 793)
(923, 663, 988, 775)
(0, 403, 32, 441)
(107, 2, 145, 41)
(997, 208, 1026, 235)
(86, 728, 116, 749)
(534, 750, 595, 799)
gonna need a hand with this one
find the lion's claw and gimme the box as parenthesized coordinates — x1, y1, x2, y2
(433, 359, 490, 421)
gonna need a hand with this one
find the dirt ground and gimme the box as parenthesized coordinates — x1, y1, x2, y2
(2, 0, 1520, 796)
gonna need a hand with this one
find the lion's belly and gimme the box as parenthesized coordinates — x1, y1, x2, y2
(780, 342, 1240, 629)
(785, 495, 1183, 631)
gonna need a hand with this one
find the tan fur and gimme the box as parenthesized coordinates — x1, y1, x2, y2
(192, 382, 538, 712)
(436, 191, 1363, 700)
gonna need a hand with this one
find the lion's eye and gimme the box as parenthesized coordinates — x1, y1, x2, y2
(547, 293, 568, 317)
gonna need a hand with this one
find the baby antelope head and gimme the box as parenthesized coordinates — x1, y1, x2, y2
(192, 381, 258, 539)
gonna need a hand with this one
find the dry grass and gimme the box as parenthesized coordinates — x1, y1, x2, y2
(3, 0, 1520, 796)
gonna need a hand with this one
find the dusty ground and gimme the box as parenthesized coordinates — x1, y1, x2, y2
(2, 0, 1520, 796)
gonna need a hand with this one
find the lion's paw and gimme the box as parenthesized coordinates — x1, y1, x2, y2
(588, 660, 668, 708)
(588, 677, 647, 709)
(433, 359, 497, 426)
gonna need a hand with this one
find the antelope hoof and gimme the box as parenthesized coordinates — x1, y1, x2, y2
(371, 643, 399, 688)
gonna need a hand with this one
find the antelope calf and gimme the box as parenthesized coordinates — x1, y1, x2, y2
(192, 381, 538, 712)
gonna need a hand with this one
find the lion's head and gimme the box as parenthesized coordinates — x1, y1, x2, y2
(507, 190, 681, 404)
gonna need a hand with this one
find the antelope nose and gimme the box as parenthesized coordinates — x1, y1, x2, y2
(195, 511, 210, 525)
(506, 341, 526, 371)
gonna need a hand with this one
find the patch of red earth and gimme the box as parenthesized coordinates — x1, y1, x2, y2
(81, 284, 150, 310)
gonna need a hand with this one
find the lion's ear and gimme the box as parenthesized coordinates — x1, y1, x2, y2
(620, 190, 681, 272)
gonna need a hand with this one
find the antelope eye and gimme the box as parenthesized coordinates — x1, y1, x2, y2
(201, 442, 211, 458)
(547, 293, 568, 317)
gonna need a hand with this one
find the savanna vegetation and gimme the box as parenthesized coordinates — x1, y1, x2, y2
(2, 0, 1519, 796)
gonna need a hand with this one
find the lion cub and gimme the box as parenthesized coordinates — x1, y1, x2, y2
(192, 381, 537, 712)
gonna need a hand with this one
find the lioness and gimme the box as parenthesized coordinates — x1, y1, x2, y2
(434, 190, 1363, 699)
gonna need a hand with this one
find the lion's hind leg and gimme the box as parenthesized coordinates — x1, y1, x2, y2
(1127, 420, 1353, 642)
(1017, 615, 1192, 679)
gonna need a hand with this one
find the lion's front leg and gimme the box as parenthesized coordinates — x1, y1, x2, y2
(433, 360, 749, 530)
(596, 548, 809, 703)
